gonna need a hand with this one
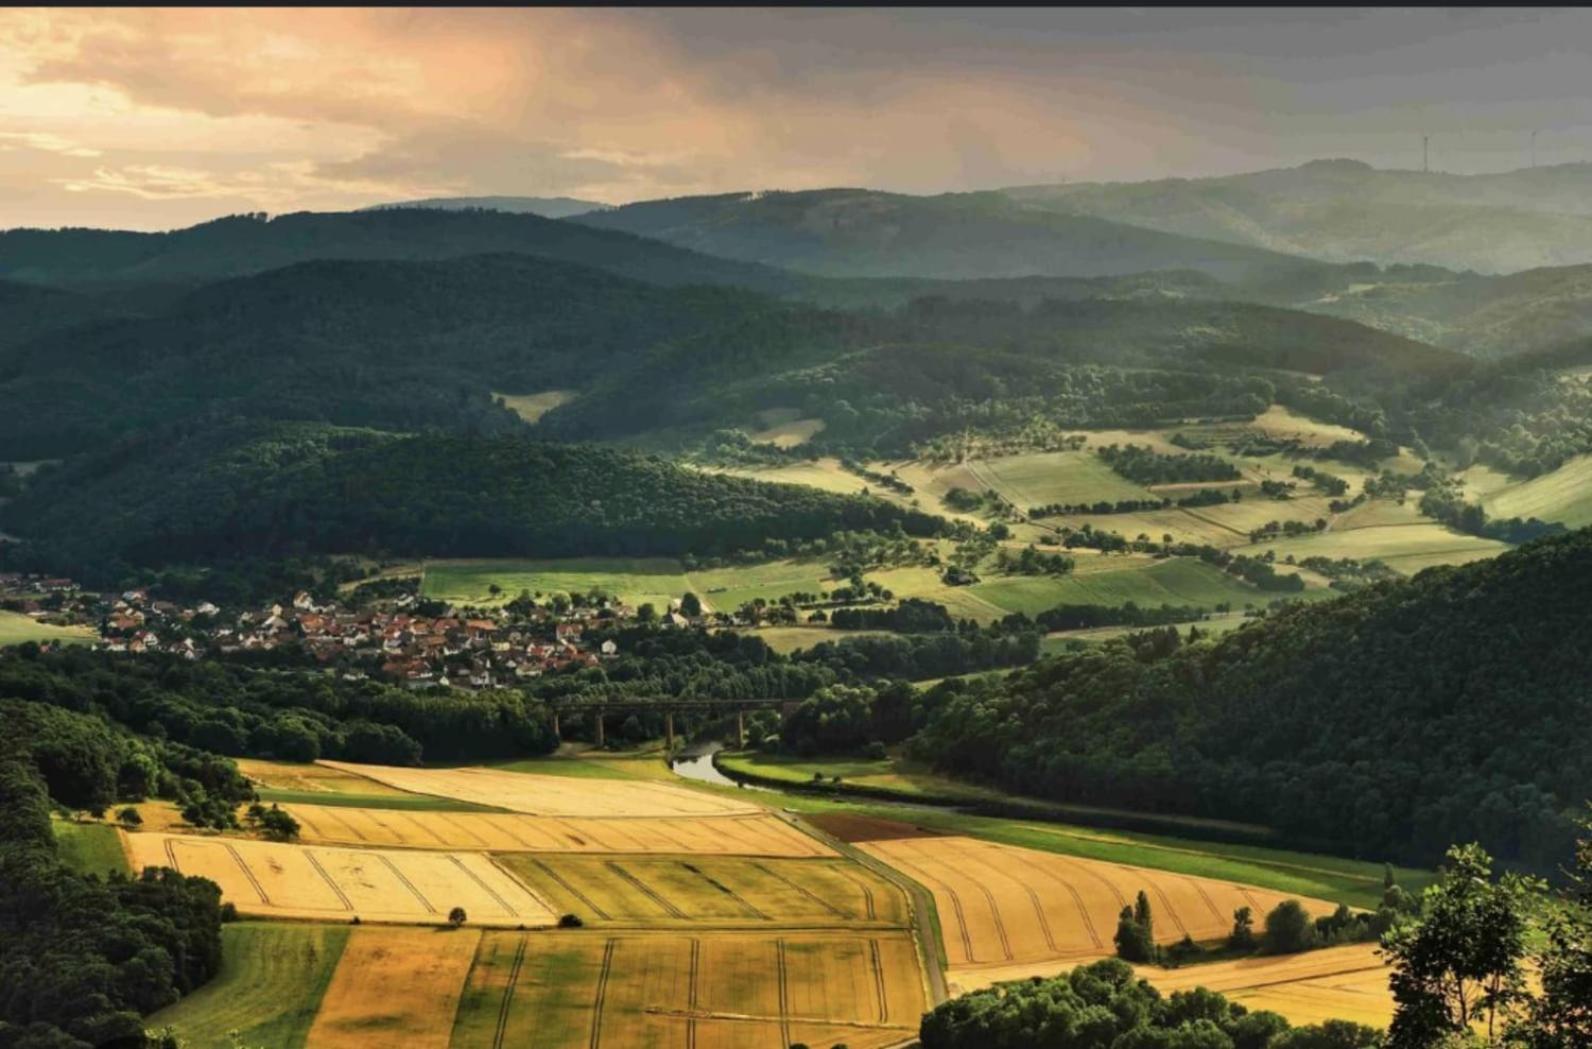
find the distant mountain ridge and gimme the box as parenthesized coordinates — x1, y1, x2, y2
(574, 187, 1317, 283)
(361, 195, 612, 219)
(1003, 159, 1592, 274)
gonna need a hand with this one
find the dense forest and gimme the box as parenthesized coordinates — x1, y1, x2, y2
(910, 530, 1592, 870)
(1, 421, 944, 587)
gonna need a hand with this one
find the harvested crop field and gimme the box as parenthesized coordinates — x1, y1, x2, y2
(499, 854, 908, 927)
(306, 926, 482, 1049)
(861, 836, 1339, 970)
(124, 832, 557, 927)
(317, 760, 759, 817)
(238, 758, 413, 796)
(283, 804, 832, 858)
(449, 929, 925, 1049)
(1139, 943, 1393, 1027)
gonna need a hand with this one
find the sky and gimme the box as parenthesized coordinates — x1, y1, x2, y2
(3, 7, 1592, 230)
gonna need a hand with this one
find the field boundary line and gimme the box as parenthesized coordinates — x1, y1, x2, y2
(524, 857, 612, 920)
(222, 842, 272, 905)
(447, 854, 519, 917)
(605, 861, 686, 918)
(588, 938, 616, 1049)
(644, 1007, 912, 1032)
(976, 881, 1014, 961)
(319, 807, 369, 842)
(433, 811, 491, 848)
(492, 934, 527, 1049)
(753, 862, 852, 919)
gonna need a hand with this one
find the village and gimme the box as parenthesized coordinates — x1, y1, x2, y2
(0, 572, 709, 690)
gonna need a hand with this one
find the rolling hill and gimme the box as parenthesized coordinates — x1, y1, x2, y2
(1004, 159, 1592, 274)
(0, 421, 945, 583)
(574, 187, 1318, 282)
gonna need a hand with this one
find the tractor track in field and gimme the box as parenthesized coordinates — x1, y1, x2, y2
(491, 934, 528, 1049)
(448, 854, 518, 917)
(605, 861, 686, 918)
(588, 938, 616, 1049)
(376, 853, 435, 914)
(222, 841, 274, 906)
(525, 857, 612, 920)
(753, 861, 852, 919)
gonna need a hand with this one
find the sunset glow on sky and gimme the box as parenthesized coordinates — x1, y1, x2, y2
(3, 7, 1590, 229)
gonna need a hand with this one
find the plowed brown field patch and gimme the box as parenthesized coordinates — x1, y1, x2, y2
(282, 804, 831, 857)
(124, 832, 557, 927)
(317, 760, 758, 817)
(805, 811, 944, 843)
(862, 835, 1339, 970)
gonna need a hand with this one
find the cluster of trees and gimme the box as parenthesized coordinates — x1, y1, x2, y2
(828, 598, 957, 632)
(910, 530, 1592, 870)
(1417, 480, 1567, 546)
(1292, 464, 1351, 496)
(0, 748, 228, 1048)
(1018, 602, 1210, 632)
(919, 956, 1383, 1049)
(1248, 519, 1328, 543)
(993, 545, 1075, 577)
(1097, 444, 1243, 485)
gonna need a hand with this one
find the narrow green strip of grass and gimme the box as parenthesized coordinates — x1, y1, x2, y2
(52, 818, 131, 877)
(254, 788, 505, 812)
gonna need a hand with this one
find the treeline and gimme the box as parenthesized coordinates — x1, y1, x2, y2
(0, 754, 228, 1049)
(1015, 601, 1210, 632)
(1096, 444, 1242, 485)
(911, 529, 1592, 870)
(830, 598, 958, 632)
(1030, 487, 1242, 517)
(2, 421, 944, 590)
(0, 646, 560, 766)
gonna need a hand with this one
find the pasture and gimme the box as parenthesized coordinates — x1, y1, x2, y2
(123, 832, 557, 927)
(0, 609, 95, 647)
(966, 450, 1156, 509)
(1476, 454, 1592, 529)
(1251, 522, 1510, 574)
(52, 819, 131, 877)
(685, 558, 834, 613)
(283, 803, 833, 858)
(150, 923, 349, 1049)
(421, 557, 691, 610)
(495, 389, 576, 425)
(316, 761, 760, 818)
(501, 854, 907, 927)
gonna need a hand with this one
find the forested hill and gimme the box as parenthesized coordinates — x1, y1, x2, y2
(912, 527, 1592, 871)
(1, 421, 944, 584)
(574, 187, 1318, 282)
(0, 207, 798, 293)
(0, 253, 870, 457)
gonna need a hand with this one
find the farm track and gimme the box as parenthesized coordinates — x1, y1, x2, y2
(307, 852, 358, 912)
(448, 854, 518, 917)
(588, 939, 616, 1049)
(524, 857, 612, 919)
(687, 938, 700, 1049)
(491, 935, 527, 1049)
(753, 861, 853, 919)
(223, 842, 272, 905)
(678, 861, 769, 920)
(869, 939, 890, 1023)
(604, 861, 686, 918)
(377, 853, 436, 913)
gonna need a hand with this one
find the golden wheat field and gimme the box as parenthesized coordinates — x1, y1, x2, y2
(449, 929, 926, 1049)
(305, 926, 483, 1049)
(123, 832, 557, 927)
(498, 854, 909, 928)
(316, 760, 760, 817)
(860, 836, 1339, 971)
(282, 803, 832, 858)
(1139, 943, 1395, 1027)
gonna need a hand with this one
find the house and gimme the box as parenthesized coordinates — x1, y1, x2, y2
(600, 639, 619, 658)
(196, 601, 221, 617)
(292, 591, 316, 611)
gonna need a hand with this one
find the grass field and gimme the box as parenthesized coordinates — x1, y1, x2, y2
(1476, 455, 1592, 529)
(717, 752, 1001, 803)
(124, 832, 558, 926)
(52, 818, 131, 876)
(421, 557, 691, 610)
(284, 803, 832, 857)
(966, 451, 1156, 509)
(0, 609, 95, 647)
(495, 389, 575, 424)
(501, 853, 908, 927)
(744, 625, 894, 654)
(151, 923, 350, 1049)
(685, 558, 834, 613)
(862, 835, 1339, 974)
(1251, 523, 1509, 574)
(973, 556, 1302, 616)
(306, 926, 482, 1049)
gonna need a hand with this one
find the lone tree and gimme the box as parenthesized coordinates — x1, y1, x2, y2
(1383, 843, 1542, 1049)
(680, 592, 702, 617)
(1262, 899, 1319, 955)
(448, 906, 468, 928)
(1114, 890, 1157, 963)
(115, 806, 143, 829)
(1228, 906, 1256, 951)
(258, 804, 300, 843)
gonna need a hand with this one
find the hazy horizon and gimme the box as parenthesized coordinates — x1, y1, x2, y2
(5, 7, 1592, 230)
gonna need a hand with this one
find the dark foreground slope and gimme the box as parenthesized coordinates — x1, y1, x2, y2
(1, 421, 944, 582)
(913, 528, 1592, 870)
